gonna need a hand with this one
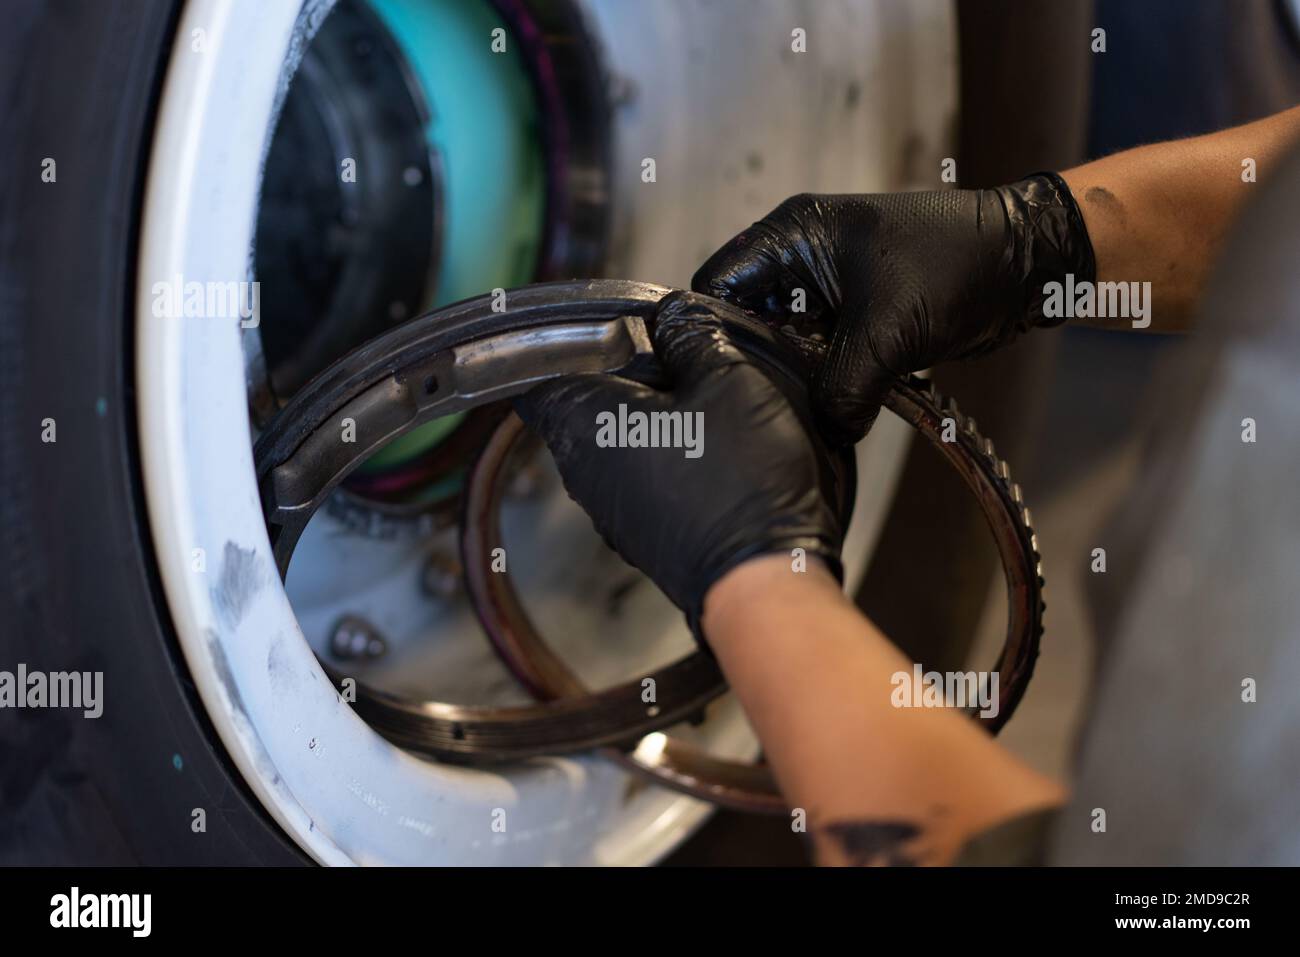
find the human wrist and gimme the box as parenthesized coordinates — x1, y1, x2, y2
(997, 172, 1097, 337)
(687, 534, 844, 648)
(701, 552, 842, 652)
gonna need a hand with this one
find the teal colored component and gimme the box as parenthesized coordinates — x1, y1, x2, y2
(363, 0, 545, 470)
(368, 0, 546, 307)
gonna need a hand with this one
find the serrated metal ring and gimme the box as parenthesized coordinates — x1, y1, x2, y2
(459, 289, 1045, 812)
(254, 280, 1044, 787)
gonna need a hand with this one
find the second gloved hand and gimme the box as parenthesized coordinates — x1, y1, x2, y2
(692, 174, 1096, 443)
(514, 291, 848, 638)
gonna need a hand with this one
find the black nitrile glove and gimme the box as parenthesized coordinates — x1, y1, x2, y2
(692, 173, 1096, 443)
(514, 291, 849, 638)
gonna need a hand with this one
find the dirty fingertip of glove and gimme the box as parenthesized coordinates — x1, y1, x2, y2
(653, 313, 743, 376)
(654, 289, 722, 323)
(688, 262, 739, 300)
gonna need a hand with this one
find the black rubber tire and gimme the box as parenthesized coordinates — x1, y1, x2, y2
(0, 0, 301, 864)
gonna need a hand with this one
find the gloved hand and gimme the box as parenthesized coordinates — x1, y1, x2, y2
(514, 291, 849, 638)
(692, 173, 1095, 443)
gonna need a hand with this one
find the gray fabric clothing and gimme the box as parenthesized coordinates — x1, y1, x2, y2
(1046, 144, 1300, 865)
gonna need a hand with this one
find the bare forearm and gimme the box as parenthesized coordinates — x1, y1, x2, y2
(1061, 105, 1300, 331)
(702, 555, 1064, 865)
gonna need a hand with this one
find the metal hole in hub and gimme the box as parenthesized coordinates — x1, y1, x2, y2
(255, 0, 439, 400)
(250, 0, 614, 524)
(245, 1, 627, 748)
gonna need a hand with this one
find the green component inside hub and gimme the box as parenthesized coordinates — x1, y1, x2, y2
(364, 0, 545, 470)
